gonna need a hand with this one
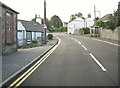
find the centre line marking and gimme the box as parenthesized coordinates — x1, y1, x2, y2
(89, 53, 107, 72)
(74, 39, 78, 42)
(78, 41, 81, 45)
(82, 45, 88, 50)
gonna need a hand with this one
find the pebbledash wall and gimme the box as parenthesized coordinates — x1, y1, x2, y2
(0, 2, 19, 55)
(100, 27, 120, 41)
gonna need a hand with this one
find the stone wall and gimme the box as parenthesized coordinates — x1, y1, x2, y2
(1, 6, 18, 55)
(100, 27, 120, 41)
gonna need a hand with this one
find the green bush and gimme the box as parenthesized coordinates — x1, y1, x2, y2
(91, 35, 93, 37)
(60, 26, 67, 32)
(32, 40, 37, 43)
(80, 27, 90, 34)
(47, 34, 53, 40)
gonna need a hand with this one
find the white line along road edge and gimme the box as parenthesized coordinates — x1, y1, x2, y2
(81, 36, 119, 47)
(92, 38, 120, 47)
(89, 53, 107, 72)
(8, 35, 61, 88)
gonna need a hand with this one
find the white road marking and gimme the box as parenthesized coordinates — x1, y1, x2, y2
(82, 36, 119, 47)
(78, 41, 81, 45)
(82, 45, 88, 51)
(92, 38, 119, 46)
(71, 38, 74, 40)
(74, 39, 78, 42)
(8, 36, 61, 88)
(89, 53, 107, 72)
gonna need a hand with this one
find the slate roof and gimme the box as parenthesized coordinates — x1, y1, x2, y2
(19, 20, 44, 32)
(100, 14, 112, 22)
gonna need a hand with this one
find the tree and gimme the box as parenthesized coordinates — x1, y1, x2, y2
(42, 18, 51, 30)
(70, 12, 83, 21)
(116, 2, 120, 27)
(50, 15, 63, 28)
(31, 18, 36, 22)
(31, 14, 37, 22)
(77, 12, 83, 18)
(70, 14, 76, 21)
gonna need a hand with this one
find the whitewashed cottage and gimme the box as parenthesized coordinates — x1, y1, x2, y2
(17, 20, 44, 46)
(67, 18, 94, 35)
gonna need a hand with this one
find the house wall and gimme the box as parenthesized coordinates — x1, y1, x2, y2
(2, 6, 18, 55)
(18, 21, 26, 46)
(67, 18, 94, 35)
(100, 27, 120, 41)
(0, 5, 2, 55)
(32, 32, 41, 40)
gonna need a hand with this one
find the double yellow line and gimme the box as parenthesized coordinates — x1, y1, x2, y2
(8, 36, 61, 88)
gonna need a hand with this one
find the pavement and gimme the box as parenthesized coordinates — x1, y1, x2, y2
(1, 36, 58, 85)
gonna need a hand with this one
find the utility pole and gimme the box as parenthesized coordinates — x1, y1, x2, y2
(44, 0, 47, 44)
(94, 5, 96, 23)
(94, 5, 101, 37)
(94, 5, 97, 36)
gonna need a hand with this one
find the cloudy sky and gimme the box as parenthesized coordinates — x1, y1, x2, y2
(0, 0, 119, 22)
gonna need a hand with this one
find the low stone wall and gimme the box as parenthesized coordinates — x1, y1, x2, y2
(100, 27, 120, 41)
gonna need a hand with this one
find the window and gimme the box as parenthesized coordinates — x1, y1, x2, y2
(5, 12, 14, 44)
(26, 32, 32, 42)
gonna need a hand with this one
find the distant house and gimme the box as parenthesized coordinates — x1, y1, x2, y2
(63, 22, 68, 27)
(18, 20, 44, 46)
(0, 2, 19, 55)
(100, 14, 113, 22)
(67, 18, 94, 34)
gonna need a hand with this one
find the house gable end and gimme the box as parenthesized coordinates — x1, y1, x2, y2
(18, 21, 26, 31)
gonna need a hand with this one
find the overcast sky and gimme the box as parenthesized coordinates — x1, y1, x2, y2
(0, 0, 119, 22)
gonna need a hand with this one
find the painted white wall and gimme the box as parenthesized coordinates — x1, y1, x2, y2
(67, 18, 84, 34)
(86, 18, 94, 28)
(18, 21, 25, 31)
(67, 18, 94, 34)
(18, 21, 26, 46)
(32, 32, 41, 40)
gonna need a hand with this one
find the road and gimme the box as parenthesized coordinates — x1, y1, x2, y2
(10, 33, 118, 86)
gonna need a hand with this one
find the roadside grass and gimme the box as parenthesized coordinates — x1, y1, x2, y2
(82, 34, 94, 37)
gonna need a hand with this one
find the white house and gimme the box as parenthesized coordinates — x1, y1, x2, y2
(18, 20, 44, 46)
(67, 18, 94, 34)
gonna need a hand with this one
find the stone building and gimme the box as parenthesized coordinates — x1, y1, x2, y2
(0, 2, 19, 55)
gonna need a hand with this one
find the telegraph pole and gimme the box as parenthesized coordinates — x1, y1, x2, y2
(94, 5, 96, 36)
(94, 5, 96, 20)
(44, 0, 47, 44)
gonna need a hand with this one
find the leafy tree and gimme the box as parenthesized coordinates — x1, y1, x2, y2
(31, 14, 37, 22)
(77, 12, 83, 18)
(116, 2, 120, 27)
(70, 12, 83, 21)
(31, 18, 36, 22)
(50, 15, 63, 28)
(70, 14, 76, 21)
(95, 20, 104, 27)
